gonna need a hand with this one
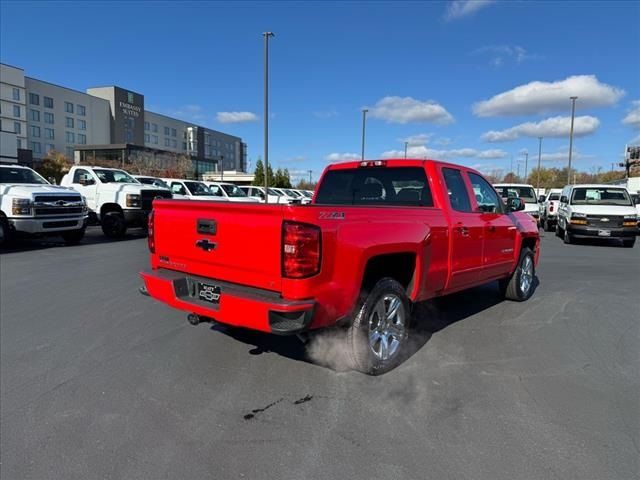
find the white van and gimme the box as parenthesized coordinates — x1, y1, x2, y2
(202, 182, 258, 203)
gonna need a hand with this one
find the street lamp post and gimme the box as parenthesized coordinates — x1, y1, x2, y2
(263, 31, 275, 203)
(536, 137, 543, 195)
(523, 151, 529, 182)
(404, 141, 408, 159)
(361, 108, 368, 160)
(220, 155, 224, 182)
(568, 96, 578, 185)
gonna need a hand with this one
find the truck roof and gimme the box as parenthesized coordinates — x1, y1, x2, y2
(566, 184, 631, 189)
(326, 158, 483, 172)
(493, 183, 535, 188)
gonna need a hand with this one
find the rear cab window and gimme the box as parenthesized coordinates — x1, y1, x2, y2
(315, 166, 433, 206)
(442, 168, 472, 212)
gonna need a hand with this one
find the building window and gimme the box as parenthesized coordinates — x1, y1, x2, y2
(151, 123, 158, 133)
(44, 128, 54, 139)
(13, 105, 21, 117)
(66, 117, 74, 128)
(182, 142, 187, 150)
(164, 138, 171, 147)
(44, 96, 54, 108)
(163, 126, 169, 136)
(17, 138, 23, 149)
(77, 119, 86, 130)
(30, 109, 40, 122)
(144, 121, 149, 131)
(151, 135, 158, 144)
(171, 128, 177, 137)
(12, 88, 20, 101)
(125, 130, 133, 142)
(30, 125, 41, 137)
(171, 139, 177, 148)
(46, 143, 55, 153)
(65, 102, 74, 113)
(14, 122, 21, 134)
(66, 146, 74, 158)
(66, 131, 75, 143)
(29, 93, 39, 105)
(77, 105, 86, 116)
(144, 133, 150, 142)
(78, 134, 86, 144)
(44, 112, 54, 124)
(30, 141, 42, 154)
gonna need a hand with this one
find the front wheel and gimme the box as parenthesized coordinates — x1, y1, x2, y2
(555, 222, 563, 238)
(499, 247, 535, 302)
(347, 278, 412, 375)
(101, 212, 127, 238)
(622, 238, 636, 248)
(563, 227, 573, 244)
(61, 227, 86, 245)
(0, 216, 12, 248)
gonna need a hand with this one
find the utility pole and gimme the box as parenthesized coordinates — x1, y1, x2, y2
(536, 137, 543, 194)
(263, 31, 275, 203)
(404, 141, 408, 159)
(510, 155, 513, 174)
(517, 161, 521, 181)
(220, 155, 224, 181)
(523, 151, 529, 182)
(308, 169, 312, 183)
(568, 96, 578, 185)
(361, 108, 368, 160)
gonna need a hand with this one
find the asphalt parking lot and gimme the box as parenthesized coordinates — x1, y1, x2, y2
(1, 228, 638, 480)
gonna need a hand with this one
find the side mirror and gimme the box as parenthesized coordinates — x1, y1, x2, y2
(560, 195, 568, 204)
(506, 197, 525, 212)
(538, 195, 546, 203)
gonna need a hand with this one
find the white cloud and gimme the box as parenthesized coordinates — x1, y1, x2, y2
(216, 111, 259, 124)
(368, 96, 454, 124)
(381, 146, 507, 160)
(160, 104, 206, 123)
(473, 75, 625, 117)
(482, 115, 600, 142)
(473, 45, 538, 67)
(443, 0, 495, 21)
(325, 152, 361, 162)
(314, 109, 339, 119)
(402, 133, 433, 146)
(622, 100, 640, 129)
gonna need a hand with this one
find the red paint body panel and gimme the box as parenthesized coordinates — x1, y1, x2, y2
(141, 159, 540, 333)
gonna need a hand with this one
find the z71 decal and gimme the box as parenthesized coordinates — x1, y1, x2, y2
(319, 211, 345, 220)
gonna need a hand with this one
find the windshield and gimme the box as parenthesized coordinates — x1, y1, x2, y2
(496, 186, 537, 202)
(220, 184, 248, 197)
(0, 167, 49, 185)
(570, 187, 632, 206)
(94, 169, 138, 184)
(138, 177, 169, 189)
(548, 193, 560, 201)
(184, 181, 213, 196)
(302, 191, 313, 198)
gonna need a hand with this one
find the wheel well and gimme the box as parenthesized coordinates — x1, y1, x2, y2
(521, 237, 536, 254)
(100, 203, 123, 218)
(361, 253, 416, 295)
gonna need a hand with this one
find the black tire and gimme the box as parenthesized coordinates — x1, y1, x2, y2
(544, 218, 554, 232)
(346, 277, 412, 375)
(61, 227, 86, 245)
(0, 216, 12, 248)
(563, 227, 573, 244)
(622, 238, 636, 248)
(101, 212, 127, 238)
(555, 222, 562, 238)
(499, 247, 535, 302)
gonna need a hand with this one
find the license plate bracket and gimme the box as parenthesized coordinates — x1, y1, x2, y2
(598, 229, 611, 237)
(197, 282, 221, 304)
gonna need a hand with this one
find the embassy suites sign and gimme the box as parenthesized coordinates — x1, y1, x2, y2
(119, 91, 141, 118)
(113, 88, 145, 146)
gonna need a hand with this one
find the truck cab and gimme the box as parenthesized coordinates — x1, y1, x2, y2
(1, 164, 88, 246)
(202, 182, 258, 203)
(162, 179, 228, 202)
(556, 184, 637, 247)
(493, 183, 540, 225)
(540, 188, 563, 231)
(61, 166, 172, 238)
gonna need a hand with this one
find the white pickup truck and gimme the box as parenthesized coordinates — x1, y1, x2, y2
(61, 166, 172, 238)
(540, 188, 563, 232)
(1, 164, 88, 247)
(494, 183, 541, 225)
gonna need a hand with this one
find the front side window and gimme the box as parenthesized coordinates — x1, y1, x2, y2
(65, 102, 74, 113)
(93, 168, 136, 183)
(73, 168, 91, 183)
(44, 96, 53, 108)
(570, 187, 632, 206)
(184, 181, 212, 196)
(29, 93, 39, 105)
(30, 109, 40, 122)
(442, 168, 472, 212)
(44, 112, 54, 124)
(171, 183, 186, 195)
(468, 172, 502, 213)
(77, 105, 86, 116)
(315, 166, 433, 206)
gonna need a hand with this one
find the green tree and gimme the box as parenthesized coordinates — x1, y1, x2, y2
(36, 150, 72, 184)
(282, 168, 292, 188)
(252, 159, 265, 186)
(274, 168, 287, 188)
(266, 163, 275, 187)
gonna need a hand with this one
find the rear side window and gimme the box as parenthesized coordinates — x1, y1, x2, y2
(442, 168, 472, 212)
(314, 167, 433, 206)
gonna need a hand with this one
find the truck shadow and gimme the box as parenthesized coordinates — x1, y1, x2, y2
(213, 278, 540, 371)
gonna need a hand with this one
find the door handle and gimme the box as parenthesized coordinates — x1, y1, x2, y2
(195, 239, 217, 251)
(454, 224, 469, 237)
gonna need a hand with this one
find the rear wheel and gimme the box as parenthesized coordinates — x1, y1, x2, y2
(101, 212, 126, 238)
(499, 247, 535, 302)
(622, 238, 636, 248)
(61, 227, 86, 245)
(347, 278, 412, 375)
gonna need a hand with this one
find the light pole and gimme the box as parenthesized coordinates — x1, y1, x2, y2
(308, 169, 312, 183)
(404, 141, 408, 159)
(263, 31, 275, 203)
(361, 108, 368, 160)
(220, 155, 224, 181)
(568, 96, 578, 185)
(536, 137, 543, 194)
(523, 151, 529, 182)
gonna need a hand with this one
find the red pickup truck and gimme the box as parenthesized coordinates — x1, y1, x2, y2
(141, 159, 539, 374)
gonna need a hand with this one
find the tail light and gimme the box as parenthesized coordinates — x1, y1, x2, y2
(147, 210, 155, 253)
(282, 221, 321, 279)
(549, 203, 554, 212)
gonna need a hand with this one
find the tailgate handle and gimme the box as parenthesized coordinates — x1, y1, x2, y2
(197, 219, 217, 235)
(196, 239, 217, 252)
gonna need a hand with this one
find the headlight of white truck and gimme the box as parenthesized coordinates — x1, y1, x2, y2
(126, 194, 141, 208)
(571, 212, 587, 218)
(623, 214, 638, 227)
(12, 198, 32, 215)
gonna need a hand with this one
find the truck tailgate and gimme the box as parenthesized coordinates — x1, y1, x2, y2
(153, 200, 284, 292)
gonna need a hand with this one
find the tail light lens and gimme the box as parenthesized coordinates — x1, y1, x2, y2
(282, 221, 321, 279)
(549, 204, 554, 212)
(147, 210, 155, 253)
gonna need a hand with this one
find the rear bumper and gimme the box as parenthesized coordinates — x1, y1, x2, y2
(140, 269, 315, 334)
(567, 224, 637, 238)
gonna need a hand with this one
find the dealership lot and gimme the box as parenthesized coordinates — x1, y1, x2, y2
(1, 229, 638, 480)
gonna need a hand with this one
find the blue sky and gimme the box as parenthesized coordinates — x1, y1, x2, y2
(1, 0, 639, 181)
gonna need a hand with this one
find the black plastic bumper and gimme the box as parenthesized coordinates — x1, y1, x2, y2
(568, 224, 637, 238)
(123, 209, 150, 228)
